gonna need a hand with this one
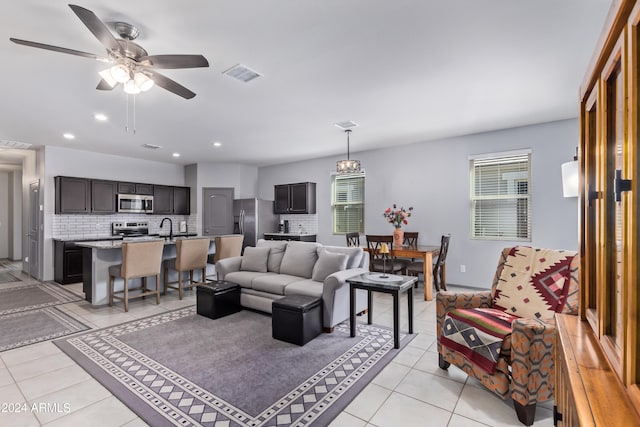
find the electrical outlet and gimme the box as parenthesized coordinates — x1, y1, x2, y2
(460, 265, 466, 273)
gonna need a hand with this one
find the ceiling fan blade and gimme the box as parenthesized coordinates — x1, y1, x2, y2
(9, 38, 109, 61)
(139, 54, 209, 69)
(96, 79, 117, 90)
(68, 4, 123, 55)
(147, 71, 196, 99)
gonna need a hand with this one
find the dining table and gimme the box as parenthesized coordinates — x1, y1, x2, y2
(362, 244, 441, 301)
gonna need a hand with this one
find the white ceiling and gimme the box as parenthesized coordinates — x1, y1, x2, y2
(0, 1, 612, 167)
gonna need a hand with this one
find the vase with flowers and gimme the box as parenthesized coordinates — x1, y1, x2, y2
(383, 204, 413, 247)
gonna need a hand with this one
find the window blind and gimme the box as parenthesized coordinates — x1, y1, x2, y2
(332, 174, 365, 234)
(470, 153, 531, 240)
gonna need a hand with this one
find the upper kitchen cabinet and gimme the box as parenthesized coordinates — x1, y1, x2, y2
(117, 182, 154, 195)
(55, 176, 91, 214)
(274, 182, 316, 214)
(91, 180, 117, 214)
(153, 185, 174, 214)
(173, 186, 190, 215)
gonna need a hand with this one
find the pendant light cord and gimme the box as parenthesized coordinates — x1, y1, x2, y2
(346, 129, 352, 160)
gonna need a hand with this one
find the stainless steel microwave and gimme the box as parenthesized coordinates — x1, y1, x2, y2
(117, 194, 153, 213)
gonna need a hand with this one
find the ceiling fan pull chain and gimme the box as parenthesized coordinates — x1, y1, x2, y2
(125, 93, 129, 133)
(133, 94, 136, 135)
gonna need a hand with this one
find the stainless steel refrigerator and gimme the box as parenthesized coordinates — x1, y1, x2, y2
(233, 198, 278, 249)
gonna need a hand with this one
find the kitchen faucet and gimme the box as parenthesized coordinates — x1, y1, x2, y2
(160, 217, 173, 240)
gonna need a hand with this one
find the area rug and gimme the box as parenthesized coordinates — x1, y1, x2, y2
(55, 307, 415, 426)
(0, 272, 21, 284)
(0, 282, 83, 315)
(0, 307, 90, 352)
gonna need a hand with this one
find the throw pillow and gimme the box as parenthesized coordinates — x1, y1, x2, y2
(320, 246, 363, 269)
(492, 246, 577, 320)
(256, 239, 288, 273)
(279, 241, 321, 279)
(239, 247, 270, 273)
(312, 250, 349, 282)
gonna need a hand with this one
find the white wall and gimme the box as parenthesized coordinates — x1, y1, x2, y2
(9, 170, 22, 260)
(258, 119, 580, 288)
(0, 172, 8, 258)
(187, 163, 258, 234)
(42, 146, 187, 280)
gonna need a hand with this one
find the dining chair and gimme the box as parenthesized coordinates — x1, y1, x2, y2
(398, 231, 419, 285)
(345, 232, 360, 247)
(164, 238, 210, 299)
(365, 235, 404, 274)
(207, 234, 244, 279)
(109, 240, 164, 312)
(407, 234, 450, 291)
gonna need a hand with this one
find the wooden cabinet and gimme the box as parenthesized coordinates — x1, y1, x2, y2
(153, 185, 174, 214)
(264, 233, 316, 242)
(91, 180, 116, 214)
(117, 182, 154, 195)
(54, 240, 84, 284)
(55, 176, 91, 214)
(274, 182, 316, 214)
(173, 186, 190, 215)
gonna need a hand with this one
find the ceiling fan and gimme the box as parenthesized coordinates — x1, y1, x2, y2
(9, 4, 209, 99)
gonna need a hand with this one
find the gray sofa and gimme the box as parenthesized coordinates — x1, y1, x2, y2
(215, 239, 369, 329)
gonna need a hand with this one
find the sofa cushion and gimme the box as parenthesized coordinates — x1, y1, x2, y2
(256, 239, 288, 273)
(224, 271, 275, 289)
(322, 246, 363, 269)
(284, 279, 323, 299)
(312, 250, 349, 282)
(252, 274, 303, 295)
(279, 241, 321, 279)
(240, 247, 270, 273)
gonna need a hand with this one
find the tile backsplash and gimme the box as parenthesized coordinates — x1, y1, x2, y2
(278, 214, 318, 234)
(52, 214, 197, 240)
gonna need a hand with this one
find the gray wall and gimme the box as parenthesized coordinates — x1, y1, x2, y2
(0, 172, 8, 258)
(258, 119, 579, 288)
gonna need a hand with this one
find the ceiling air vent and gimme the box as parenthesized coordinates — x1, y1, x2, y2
(223, 64, 262, 83)
(334, 121, 359, 130)
(0, 140, 32, 149)
(142, 143, 162, 150)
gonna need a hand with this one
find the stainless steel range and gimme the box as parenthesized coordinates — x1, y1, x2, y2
(111, 221, 151, 238)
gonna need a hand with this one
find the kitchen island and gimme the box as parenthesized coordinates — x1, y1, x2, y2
(76, 237, 215, 306)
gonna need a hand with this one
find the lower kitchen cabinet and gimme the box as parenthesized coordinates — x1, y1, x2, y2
(54, 240, 84, 284)
(264, 234, 316, 242)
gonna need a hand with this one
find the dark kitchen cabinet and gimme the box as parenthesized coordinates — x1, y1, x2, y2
(91, 180, 117, 213)
(55, 176, 91, 214)
(54, 240, 84, 284)
(274, 182, 316, 214)
(173, 186, 190, 215)
(264, 233, 316, 242)
(154, 185, 174, 214)
(117, 182, 154, 195)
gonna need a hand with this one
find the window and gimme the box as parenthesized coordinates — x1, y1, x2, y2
(332, 173, 365, 234)
(470, 151, 531, 240)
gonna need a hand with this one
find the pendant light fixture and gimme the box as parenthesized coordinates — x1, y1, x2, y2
(336, 129, 361, 174)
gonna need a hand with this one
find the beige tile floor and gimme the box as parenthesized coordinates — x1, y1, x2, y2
(0, 265, 554, 426)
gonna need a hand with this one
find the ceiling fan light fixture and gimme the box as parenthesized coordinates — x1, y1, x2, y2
(124, 79, 141, 94)
(133, 72, 154, 92)
(98, 69, 118, 87)
(110, 63, 131, 84)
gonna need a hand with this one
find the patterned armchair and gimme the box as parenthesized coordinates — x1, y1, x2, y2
(436, 247, 579, 426)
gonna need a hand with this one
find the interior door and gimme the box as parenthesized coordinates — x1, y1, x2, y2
(27, 180, 40, 279)
(202, 188, 234, 236)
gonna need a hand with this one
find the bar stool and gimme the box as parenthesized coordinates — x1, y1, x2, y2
(206, 235, 244, 280)
(109, 240, 164, 312)
(164, 238, 210, 299)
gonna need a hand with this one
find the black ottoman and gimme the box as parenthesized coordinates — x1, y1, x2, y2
(272, 295, 322, 346)
(196, 281, 241, 319)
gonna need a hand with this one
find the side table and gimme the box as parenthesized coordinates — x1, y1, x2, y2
(347, 273, 417, 349)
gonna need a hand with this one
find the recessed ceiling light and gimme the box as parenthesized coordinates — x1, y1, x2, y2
(94, 113, 108, 121)
(172, 153, 180, 157)
(213, 142, 222, 147)
(63, 133, 75, 140)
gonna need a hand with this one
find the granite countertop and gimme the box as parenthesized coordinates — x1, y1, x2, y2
(54, 233, 198, 243)
(75, 235, 211, 250)
(263, 232, 317, 237)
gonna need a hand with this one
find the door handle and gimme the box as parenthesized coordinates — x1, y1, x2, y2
(614, 169, 632, 202)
